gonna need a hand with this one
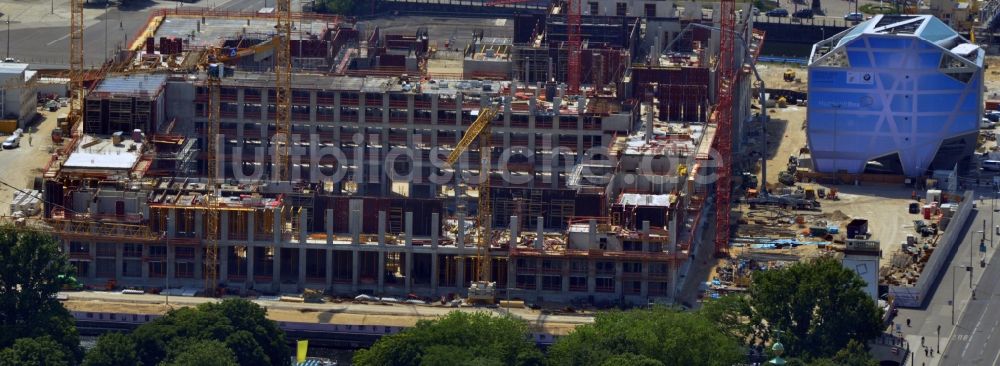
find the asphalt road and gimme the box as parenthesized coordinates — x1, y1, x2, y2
(941, 202, 1000, 365)
(891, 189, 1000, 366)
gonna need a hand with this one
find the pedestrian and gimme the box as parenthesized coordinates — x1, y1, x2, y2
(925, 347, 929, 357)
(907, 318, 912, 327)
(921, 336, 925, 346)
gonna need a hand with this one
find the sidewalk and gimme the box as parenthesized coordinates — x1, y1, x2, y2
(897, 194, 998, 366)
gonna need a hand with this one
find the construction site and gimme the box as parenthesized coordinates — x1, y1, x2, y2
(0, 0, 775, 307)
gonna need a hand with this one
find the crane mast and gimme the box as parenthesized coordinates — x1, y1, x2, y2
(567, 0, 581, 94)
(714, 0, 736, 257)
(274, 0, 293, 182)
(445, 104, 501, 303)
(204, 59, 222, 294)
(69, 0, 84, 129)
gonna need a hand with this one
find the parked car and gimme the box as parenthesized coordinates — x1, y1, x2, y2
(766, 8, 789, 17)
(983, 118, 996, 129)
(793, 9, 814, 18)
(2, 135, 19, 149)
(986, 110, 1000, 122)
(844, 12, 864, 21)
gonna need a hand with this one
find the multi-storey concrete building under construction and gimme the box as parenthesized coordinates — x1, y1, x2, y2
(36, 4, 761, 305)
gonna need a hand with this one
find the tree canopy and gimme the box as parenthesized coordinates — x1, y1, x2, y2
(0, 336, 72, 366)
(120, 299, 291, 365)
(82, 332, 140, 366)
(0, 224, 81, 361)
(353, 311, 543, 366)
(546, 307, 744, 366)
(748, 257, 883, 359)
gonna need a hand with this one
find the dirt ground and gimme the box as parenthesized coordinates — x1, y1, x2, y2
(984, 57, 1000, 101)
(757, 62, 809, 94)
(0, 106, 63, 216)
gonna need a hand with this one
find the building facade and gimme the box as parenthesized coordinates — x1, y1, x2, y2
(807, 15, 983, 177)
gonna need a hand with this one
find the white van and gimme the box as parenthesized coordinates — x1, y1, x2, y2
(983, 160, 1000, 172)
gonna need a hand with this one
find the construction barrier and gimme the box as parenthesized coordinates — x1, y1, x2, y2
(889, 190, 974, 308)
(0, 120, 18, 134)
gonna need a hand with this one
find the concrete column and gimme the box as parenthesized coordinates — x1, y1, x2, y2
(640, 261, 649, 297)
(272, 246, 281, 287)
(272, 209, 281, 244)
(325, 249, 333, 289)
(247, 213, 256, 243)
(589, 219, 597, 247)
(378, 211, 386, 246)
(507, 258, 516, 293)
(457, 213, 466, 248)
(615, 262, 624, 297)
(115, 243, 123, 280)
(166, 245, 176, 280)
(298, 247, 307, 287)
(167, 209, 177, 237)
(377, 251, 385, 293)
(431, 213, 440, 248)
(299, 208, 308, 244)
(405, 212, 413, 247)
(309, 91, 317, 122)
(535, 216, 544, 249)
(246, 245, 255, 287)
(562, 259, 570, 293)
(220, 245, 229, 283)
(87, 244, 103, 279)
(193, 245, 203, 280)
(455, 256, 465, 289)
(668, 215, 678, 253)
(642, 220, 651, 252)
(140, 243, 149, 281)
(405, 251, 413, 293)
(431, 254, 440, 292)
(510, 216, 519, 247)
(195, 210, 204, 239)
(587, 259, 596, 293)
(535, 258, 543, 293)
(326, 209, 334, 245)
(220, 211, 229, 241)
(351, 250, 360, 292)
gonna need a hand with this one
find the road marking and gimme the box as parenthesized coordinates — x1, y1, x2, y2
(47, 34, 69, 46)
(963, 307, 991, 358)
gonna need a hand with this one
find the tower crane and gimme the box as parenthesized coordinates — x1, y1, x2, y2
(444, 102, 501, 304)
(68, 0, 84, 131)
(714, 0, 736, 257)
(203, 53, 223, 295)
(274, 0, 292, 182)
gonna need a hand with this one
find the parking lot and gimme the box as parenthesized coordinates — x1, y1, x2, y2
(0, 106, 63, 216)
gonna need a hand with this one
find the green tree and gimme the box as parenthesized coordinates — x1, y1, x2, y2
(0, 225, 81, 360)
(353, 311, 543, 366)
(600, 353, 665, 366)
(749, 257, 882, 359)
(546, 307, 743, 366)
(163, 340, 238, 366)
(0, 336, 71, 366)
(82, 332, 140, 366)
(698, 294, 754, 341)
(129, 299, 289, 366)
